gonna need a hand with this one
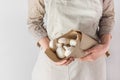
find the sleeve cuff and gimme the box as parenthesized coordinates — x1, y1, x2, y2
(98, 27, 113, 37)
(36, 34, 48, 47)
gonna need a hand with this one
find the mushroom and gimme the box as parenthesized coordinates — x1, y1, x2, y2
(63, 46, 74, 57)
(49, 40, 57, 51)
(58, 38, 70, 45)
(69, 39, 77, 46)
(56, 44, 65, 58)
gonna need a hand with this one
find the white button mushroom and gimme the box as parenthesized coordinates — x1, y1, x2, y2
(63, 46, 74, 57)
(50, 36, 77, 58)
(49, 40, 57, 51)
(69, 39, 77, 46)
(58, 38, 70, 45)
(56, 46, 65, 59)
(56, 43, 63, 47)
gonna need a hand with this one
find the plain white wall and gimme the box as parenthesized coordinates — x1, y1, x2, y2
(107, 0, 120, 80)
(0, 0, 39, 80)
(0, 0, 119, 80)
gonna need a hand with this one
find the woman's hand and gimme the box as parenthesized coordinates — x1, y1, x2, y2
(38, 37, 74, 65)
(80, 43, 109, 61)
(80, 34, 112, 61)
(54, 57, 74, 66)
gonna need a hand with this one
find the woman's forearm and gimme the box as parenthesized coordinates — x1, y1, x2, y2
(38, 36, 50, 50)
(100, 34, 112, 46)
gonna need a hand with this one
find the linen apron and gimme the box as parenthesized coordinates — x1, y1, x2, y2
(32, 0, 107, 80)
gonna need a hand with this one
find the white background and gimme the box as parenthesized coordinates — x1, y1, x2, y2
(0, 0, 120, 80)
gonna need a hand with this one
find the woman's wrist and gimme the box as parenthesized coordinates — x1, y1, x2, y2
(98, 34, 112, 53)
(100, 33, 112, 46)
(38, 36, 50, 51)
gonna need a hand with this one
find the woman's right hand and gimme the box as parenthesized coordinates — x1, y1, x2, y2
(54, 57, 74, 66)
(38, 37, 75, 66)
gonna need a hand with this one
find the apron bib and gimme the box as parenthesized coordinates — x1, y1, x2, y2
(32, 0, 107, 80)
(45, 0, 103, 40)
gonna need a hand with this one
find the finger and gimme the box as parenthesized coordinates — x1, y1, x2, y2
(83, 48, 94, 58)
(55, 57, 74, 65)
(84, 47, 95, 54)
(84, 49, 92, 54)
(64, 59, 72, 65)
(69, 57, 75, 61)
(81, 56, 91, 60)
(80, 54, 93, 61)
(55, 59, 68, 65)
(66, 57, 74, 61)
(64, 58, 74, 65)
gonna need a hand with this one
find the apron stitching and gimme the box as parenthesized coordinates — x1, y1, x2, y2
(67, 65, 70, 80)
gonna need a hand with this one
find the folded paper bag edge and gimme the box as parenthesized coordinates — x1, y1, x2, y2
(45, 48, 68, 62)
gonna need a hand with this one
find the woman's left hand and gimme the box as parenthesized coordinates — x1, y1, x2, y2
(80, 43, 109, 61)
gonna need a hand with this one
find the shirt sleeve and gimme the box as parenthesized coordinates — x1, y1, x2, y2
(27, 0, 48, 47)
(98, 0, 115, 37)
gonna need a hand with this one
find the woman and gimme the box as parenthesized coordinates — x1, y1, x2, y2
(27, 0, 115, 80)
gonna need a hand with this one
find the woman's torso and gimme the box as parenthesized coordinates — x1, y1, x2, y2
(43, 0, 103, 40)
(32, 1, 107, 80)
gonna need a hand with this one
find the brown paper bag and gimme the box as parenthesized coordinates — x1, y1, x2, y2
(45, 30, 110, 62)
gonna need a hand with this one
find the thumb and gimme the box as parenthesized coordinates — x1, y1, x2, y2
(55, 59, 67, 65)
(80, 54, 93, 61)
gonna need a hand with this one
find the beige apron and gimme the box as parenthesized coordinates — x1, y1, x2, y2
(32, 0, 107, 80)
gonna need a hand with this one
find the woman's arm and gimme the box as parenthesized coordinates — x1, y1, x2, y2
(27, 0, 74, 65)
(80, 0, 115, 61)
(80, 34, 112, 61)
(100, 34, 112, 46)
(98, 0, 115, 37)
(38, 36, 50, 51)
(27, 0, 48, 48)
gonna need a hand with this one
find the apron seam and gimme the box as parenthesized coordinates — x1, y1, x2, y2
(67, 65, 71, 80)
